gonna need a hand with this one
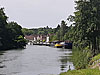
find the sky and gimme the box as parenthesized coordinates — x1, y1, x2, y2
(0, 0, 75, 28)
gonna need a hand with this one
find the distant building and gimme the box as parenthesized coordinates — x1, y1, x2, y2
(25, 35, 34, 40)
(37, 35, 47, 42)
(25, 35, 50, 43)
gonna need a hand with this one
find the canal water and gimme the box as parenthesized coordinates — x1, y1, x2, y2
(0, 45, 74, 75)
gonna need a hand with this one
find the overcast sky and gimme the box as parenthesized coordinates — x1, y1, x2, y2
(0, 0, 75, 28)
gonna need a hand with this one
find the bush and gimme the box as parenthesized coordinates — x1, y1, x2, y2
(72, 47, 92, 69)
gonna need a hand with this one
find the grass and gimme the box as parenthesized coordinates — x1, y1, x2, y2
(92, 54, 100, 61)
(60, 69, 100, 75)
(89, 54, 100, 66)
(72, 47, 92, 69)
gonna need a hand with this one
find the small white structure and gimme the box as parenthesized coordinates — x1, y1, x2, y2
(46, 36, 49, 42)
(34, 37, 36, 42)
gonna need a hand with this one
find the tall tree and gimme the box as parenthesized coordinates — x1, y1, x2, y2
(7, 22, 26, 48)
(0, 8, 8, 49)
(60, 20, 68, 40)
(67, 0, 100, 55)
(0, 7, 26, 50)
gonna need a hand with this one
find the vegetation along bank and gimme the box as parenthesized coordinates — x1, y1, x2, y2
(0, 8, 26, 50)
(60, 0, 100, 75)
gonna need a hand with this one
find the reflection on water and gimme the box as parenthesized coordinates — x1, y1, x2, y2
(0, 45, 74, 75)
(58, 49, 74, 71)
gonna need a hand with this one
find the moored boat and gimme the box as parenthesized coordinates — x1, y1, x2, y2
(63, 41, 73, 49)
(55, 43, 63, 48)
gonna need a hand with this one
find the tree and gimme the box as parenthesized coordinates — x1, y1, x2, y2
(60, 20, 68, 40)
(22, 28, 34, 35)
(7, 22, 26, 48)
(0, 7, 27, 50)
(67, 0, 100, 55)
(0, 8, 8, 49)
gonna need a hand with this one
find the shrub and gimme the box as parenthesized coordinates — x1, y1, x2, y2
(72, 47, 92, 69)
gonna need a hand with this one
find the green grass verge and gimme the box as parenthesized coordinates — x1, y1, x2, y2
(60, 69, 100, 75)
(92, 54, 100, 61)
(72, 47, 92, 69)
(89, 54, 100, 65)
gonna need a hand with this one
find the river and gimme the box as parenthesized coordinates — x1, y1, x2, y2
(0, 45, 74, 75)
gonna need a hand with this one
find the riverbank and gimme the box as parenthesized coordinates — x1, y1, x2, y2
(60, 53, 100, 75)
(0, 46, 26, 51)
(60, 69, 100, 75)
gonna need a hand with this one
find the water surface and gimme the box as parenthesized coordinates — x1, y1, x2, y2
(0, 45, 74, 75)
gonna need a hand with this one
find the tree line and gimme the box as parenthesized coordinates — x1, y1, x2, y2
(22, 20, 69, 42)
(50, 0, 100, 56)
(66, 0, 100, 56)
(0, 8, 26, 50)
(65, 0, 100, 69)
(22, 26, 54, 36)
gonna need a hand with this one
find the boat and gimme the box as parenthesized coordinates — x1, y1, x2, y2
(63, 41, 73, 49)
(50, 40, 60, 47)
(55, 43, 63, 48)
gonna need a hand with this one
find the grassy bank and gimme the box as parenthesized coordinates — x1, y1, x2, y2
(90, 54, 100, 64)
(60, 69, 100, 75)
(60, 51, 100, 75)
(72, 47, 92, 69)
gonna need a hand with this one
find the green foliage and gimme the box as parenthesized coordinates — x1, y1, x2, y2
(64, 26, 74, 41)
(51, 35, 57, 41)
(60, 69, 100, 75)
(50, 20, 69, 41)
(7, 22, 26, 49)
(0, 8, 8, 49)
(22, 28, 34, 35)
(22, 26, 54, 36)
(15, 35, 27, 48)
(22, 20, 70, 42)
(0, 7, 26, 50)
(90, 54, 100, 64)
(72, 47, 92, 69)
(65, 0, 100, 55)
(60, 20, 68, 41)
